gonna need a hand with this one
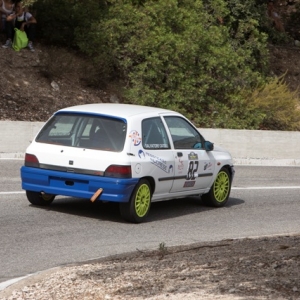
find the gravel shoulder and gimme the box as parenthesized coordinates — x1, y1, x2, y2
(1, 234, 299, 300)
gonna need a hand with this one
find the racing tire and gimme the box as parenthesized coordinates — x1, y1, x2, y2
(119, 179, 152, 223)
(26, 191, 55, 206)
(202, 167, 231, 207)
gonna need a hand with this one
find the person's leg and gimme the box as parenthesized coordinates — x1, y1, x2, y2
(25, 23, 36, 42)
(2, 21, 14, 48)
(25, 23, 36, 52)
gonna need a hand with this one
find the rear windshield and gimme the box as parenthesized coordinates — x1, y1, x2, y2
(36, 114, 127, 152)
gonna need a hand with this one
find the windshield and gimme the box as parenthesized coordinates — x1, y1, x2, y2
(36, 113, 127, 152)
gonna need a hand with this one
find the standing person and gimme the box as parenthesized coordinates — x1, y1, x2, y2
(2, 0, 37, 52)
(0, 0, 15, 32)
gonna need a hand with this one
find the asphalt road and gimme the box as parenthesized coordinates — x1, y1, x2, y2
(0, 159, 300, 284)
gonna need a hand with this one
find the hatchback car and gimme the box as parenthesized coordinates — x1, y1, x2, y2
(21, 104, 235, 223)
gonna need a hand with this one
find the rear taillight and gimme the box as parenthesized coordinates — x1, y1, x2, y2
(104, 165, 132, 178)
(24, 153, 40, 168)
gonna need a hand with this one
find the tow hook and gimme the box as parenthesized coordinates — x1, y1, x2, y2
(90, 188, 103, 202)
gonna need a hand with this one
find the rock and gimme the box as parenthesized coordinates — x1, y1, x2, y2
(294, 40, 300, 47)
(51, 81, 60, 91)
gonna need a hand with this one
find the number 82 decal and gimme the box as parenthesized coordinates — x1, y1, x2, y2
(186, 161, 199, 180)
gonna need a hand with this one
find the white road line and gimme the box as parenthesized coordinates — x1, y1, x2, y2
(232, 186, 300, 190)
(0, 158, 23, 160)
(0, 191, 25, 195)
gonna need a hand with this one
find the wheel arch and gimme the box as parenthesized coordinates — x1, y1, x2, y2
(222, 164, 234, 182)
(141, 176, 155, 195)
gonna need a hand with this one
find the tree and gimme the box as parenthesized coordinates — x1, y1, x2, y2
(78, 0, 268, 127)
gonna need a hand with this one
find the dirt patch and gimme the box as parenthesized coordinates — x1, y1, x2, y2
(269, 43, 300, 94)
(0, 42, 112, 122)
(0, 234, 299, 299)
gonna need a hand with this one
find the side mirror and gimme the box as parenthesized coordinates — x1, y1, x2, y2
(204, 141, 214, 151)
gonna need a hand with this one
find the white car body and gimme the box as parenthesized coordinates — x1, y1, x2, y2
(21, 104, 234, 222)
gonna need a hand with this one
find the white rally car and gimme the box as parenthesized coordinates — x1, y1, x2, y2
(21, 104, 235, 223)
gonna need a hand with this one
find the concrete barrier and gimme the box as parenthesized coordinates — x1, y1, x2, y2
(1, 121, 299, 165)
(200, 128, 300, 166)
(0, 121, 43, 159)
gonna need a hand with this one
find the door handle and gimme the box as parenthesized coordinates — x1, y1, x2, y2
(177, 152, 183, 157)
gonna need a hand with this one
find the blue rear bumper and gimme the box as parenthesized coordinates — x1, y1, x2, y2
(21, 166, 139, 203)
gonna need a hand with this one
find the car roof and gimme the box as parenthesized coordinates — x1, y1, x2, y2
(57, 103, 177, 119)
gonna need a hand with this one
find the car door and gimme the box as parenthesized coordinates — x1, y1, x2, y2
(129, 117, 175, 196)
(163, 115, 215, 192)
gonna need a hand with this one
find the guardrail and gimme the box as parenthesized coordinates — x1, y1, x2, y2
(1, 121, 299, 165)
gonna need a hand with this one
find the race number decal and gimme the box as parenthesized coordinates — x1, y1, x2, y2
(186, 160, 199, 180)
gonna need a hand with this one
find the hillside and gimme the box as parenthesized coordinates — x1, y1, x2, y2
(1, 0, 300, 124)
(0, 43, 114, 122)
(1, 41, 299, 123)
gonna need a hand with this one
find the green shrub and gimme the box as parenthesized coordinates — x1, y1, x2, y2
(80, 0, 269, 128)
(244, 76, 300, 130)
(32, 0, 107, 47)
(32, 0, 76, 46)
(30, 0, 299, 131)
(194, 74, 300, 131)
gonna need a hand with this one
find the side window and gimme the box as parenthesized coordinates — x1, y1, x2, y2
(84, 118, 126, 151)
(164, 116, 203, 149)
(142, 118, 170, 149)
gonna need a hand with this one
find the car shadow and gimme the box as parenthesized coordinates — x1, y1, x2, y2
(29, 196, 244, 223)
(149, 197, 244, 222)
(30, 198, 122, 222)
